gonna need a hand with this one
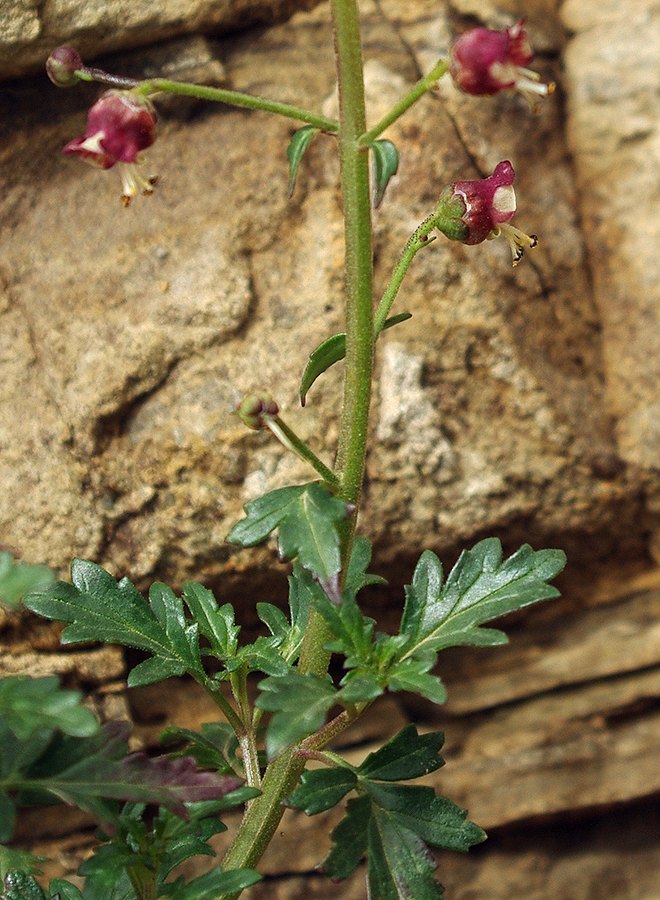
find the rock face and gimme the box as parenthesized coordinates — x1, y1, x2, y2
(1, 0, 658, 897)
(0, 0, 324, 79)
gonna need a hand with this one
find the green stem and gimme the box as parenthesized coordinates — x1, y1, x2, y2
(358, 58, 448, 145)
(136, 78, 338, 131)
(230, 667, 262, 789)
(219, 4, 373, 893)
(265, 416, 339, 488)
(373, 215, 437, 335)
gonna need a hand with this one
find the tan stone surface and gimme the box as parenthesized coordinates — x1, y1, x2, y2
(1, 1, 659, 897)
(0, 0, 324, 80)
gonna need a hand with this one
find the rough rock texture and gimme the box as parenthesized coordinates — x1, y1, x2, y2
(1, 0, 659, 897)
(0, 0, 324, 80)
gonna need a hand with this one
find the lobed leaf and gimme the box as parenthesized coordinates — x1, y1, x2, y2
(256, 672, 336, 758)
(357, 724, 445, 782)
(400, 539, 566, 657)
(227, 483, 348, 586)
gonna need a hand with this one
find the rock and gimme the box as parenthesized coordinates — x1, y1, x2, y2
(0, 0, 325, 81)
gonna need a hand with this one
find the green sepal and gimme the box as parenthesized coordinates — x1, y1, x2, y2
(287, 125, 319, 197)
(299, 312, 411, 406)
(370, 139, 399, 208)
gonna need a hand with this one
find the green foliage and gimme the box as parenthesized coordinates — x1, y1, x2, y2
(256, 672, 337, 758)
(160, 722, 242, 776)
(399, 539, 566, 654)
(299, 312, 411, 406)
(288, 726, 484, 897)
(0, 677, 98, 742)
(370, 138, 399, 208)
(0, 553, 52, 609)
(227, 482, 348, 591)
(79, 799, 260, 898)
(286, 125, 319, 197)
(0, 846, 45, 881)
(311, 538, 565, 707)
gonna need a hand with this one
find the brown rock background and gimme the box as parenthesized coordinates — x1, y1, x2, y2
(1, 0, 658, 897)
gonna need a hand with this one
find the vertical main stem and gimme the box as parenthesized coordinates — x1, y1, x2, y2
(218, 4, 374, 893)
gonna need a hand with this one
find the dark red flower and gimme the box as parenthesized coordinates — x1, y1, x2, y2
(63, 90, 158, 205)
(435, 161, 537, 266)
(450, 20, 554, 107)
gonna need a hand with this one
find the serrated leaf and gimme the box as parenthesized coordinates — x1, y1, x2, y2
(370, 139, 399, 208)
(24, 563, 207, 688)
(300, 312, 412, 406)
(365, 783, 486, 852)
(400, 540, 566, 657)
(386, 658, 447, 705)
(286, 125, 319, 197)
(17, 722, 243, 822)
(0, 676, 98, 741)
(159, 867, 261, 898)
(366, 804, 442, 900)
(0, 553, 53, 609)
(344, 535, 387, 600)
(287, 767, 357, 814)
(182, 584, 239, 661)
(357, 725, 445, 782)
(256, 672, 336, 758)
(227, 483, 347, 585)
(323, 794, 370, 880)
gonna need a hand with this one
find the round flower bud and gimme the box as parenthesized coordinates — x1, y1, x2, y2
(237, 392, 279, 430)
(46, 47, 84, 87)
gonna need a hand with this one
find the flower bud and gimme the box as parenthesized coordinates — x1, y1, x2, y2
(46, 47, 84, 87)
(237, 392, 279, 430)
(435, 161, 537, 266)
(450, 20, 554, 107)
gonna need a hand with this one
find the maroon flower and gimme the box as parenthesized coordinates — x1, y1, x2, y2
(450, 20, 554, 107)
(63, 90, 158, 206)
(435, 161, 537, 266)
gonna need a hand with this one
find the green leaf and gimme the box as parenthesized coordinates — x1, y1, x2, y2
(0, 871, 46, 899)
(182, 584, 239, 661)
(227, 483, 347, 587)
(344, 535, 387, 600)
(256, 672, 336, 758)
(0, 846, 45, 881)
(399, 540, 566, 657)
(386, 657, 447, 705)
(17, 722, 243, 822)
(370, 139, 399, 208)
(0, 553, 53, 609)
(299, 313, 412, 406)
(286, 125, 319, 197)
(323, 794, 370, 880)
(0, 794, 14, 843)
(0, 676, 98, 741)
(24, 563, 207, 688)
(48, 881, 84, 900)
(160, 867, 261, 898)
(159, 723, 241, 776)
(357, 724, 445, 781)
(287, 767, 357, 814)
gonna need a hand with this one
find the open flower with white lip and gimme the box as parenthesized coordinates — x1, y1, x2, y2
(63, 90, 158, 206)
(450, 20, 554, 109)
(434, 161, 538, 266)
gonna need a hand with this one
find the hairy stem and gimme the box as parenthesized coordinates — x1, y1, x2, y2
(219, 3, 373, 893)
(265, 416, 339, 488)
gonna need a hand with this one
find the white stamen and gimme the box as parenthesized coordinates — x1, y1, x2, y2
(492, 223, 538, 266)
(119, 162, 157, 207)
